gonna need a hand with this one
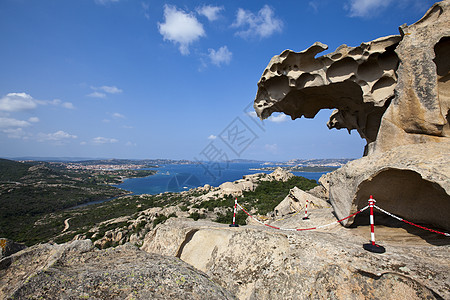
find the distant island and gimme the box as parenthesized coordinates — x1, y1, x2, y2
(252, 158, 354, 173)
(251, 166, 339, 173)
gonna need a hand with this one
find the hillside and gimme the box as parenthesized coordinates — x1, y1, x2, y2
(0, 161, 317, 247)
(0, 159, 129, 244)
(0, 158, 34, 181)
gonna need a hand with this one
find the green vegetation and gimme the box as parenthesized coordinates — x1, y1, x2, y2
(188, 212, 206, 221)
(0, 157, 318, 246)
(289, 166, 338, 172)
(214, 176, 318, 225)
(0, 158, 159, 245)
(0, 158, 33, 181)
(192, 196, 231, 211)
(86, 169, 157, 184)
(214, 210, 247, 226)
(239, 176, 317, 215)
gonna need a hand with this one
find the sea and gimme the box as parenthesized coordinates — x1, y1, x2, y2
(114, 162, 328, 195)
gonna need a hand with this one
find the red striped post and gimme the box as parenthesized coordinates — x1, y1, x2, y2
(363, 195, 385, 253)
(302, 199, 310, 220)
(229, 198, 239, 227)
(368, 195, 376, 245)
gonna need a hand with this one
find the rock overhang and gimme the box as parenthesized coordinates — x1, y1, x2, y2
(254, 35, 401, 152)
(253, 0, 450, 231)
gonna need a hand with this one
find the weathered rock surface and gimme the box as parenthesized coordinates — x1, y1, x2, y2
(142, 217, 449, 300)
(329, 141, 450, 230)
(269, 167, 295, 182)
(0, 239, 235, 299)
(273, 186, 330, 217)
(253, 0, 450, 230)
(254, 1, 449, 155)
(204, 168, 294, 197)
(254, 36, 400, 151)
(374, 1, 450, 154)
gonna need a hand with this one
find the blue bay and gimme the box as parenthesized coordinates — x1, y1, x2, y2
(114, 163, 328, 195)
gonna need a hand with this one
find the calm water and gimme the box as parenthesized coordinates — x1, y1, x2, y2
(114, 163, 328, 195)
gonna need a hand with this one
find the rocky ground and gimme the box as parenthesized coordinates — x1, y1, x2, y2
(0, 240, 235, 299)
(1, 201, 448, 299)
(1, 168, 448, 299)
(141, 210, 449, 300)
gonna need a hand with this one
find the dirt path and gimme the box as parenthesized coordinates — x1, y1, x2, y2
(62, 218, 72, 232)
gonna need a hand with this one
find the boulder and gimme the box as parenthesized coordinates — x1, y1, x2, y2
(273, 186, 330, 217)
(329, 141, 450, 230)
(219, 180, 257, 197)
(0, 240, 235, 299)
(268, 167, 294, 182)
(141, 217, 449, 300)
(253, 0, 450, 230)
(213, 169, 294, 197)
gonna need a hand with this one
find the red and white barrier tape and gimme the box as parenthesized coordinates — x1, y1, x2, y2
(237, 202, 369, 232)
(374, 205, 450, 237)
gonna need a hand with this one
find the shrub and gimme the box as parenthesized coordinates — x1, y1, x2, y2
(214, 210, 247, 226)
(188, 212, 206, 221)
(152, 214, 168, 228)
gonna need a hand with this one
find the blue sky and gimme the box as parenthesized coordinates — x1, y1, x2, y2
(0, 0, 434, 161)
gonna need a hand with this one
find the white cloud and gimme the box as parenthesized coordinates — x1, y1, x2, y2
(208, 46, 232, 66)
(0, 117, 31, 128)
(125, 141, 137, 147)
(246, 111, 258, 118)
(88, 92, 106, 99)
(2, 128, 28, 139)
(232, 5, 283, 39)
(98, 85, 123, 94)
(88, 85, 122, 98)
(0, 93, 37, 112)
(37, 130, 77, 142)
(158, 5, 205, 55)
(207, 134, 217, 140)
(62, 102, 75, 109)
(112, 112, 126, 119)
(0, 93, 75, 111)
(95, 0, 119, 5)
(309, 1, 319, 12)
(346, 0, 392, 17)
(268, 113, 288, 123)
(37, 98, 75, 109)
(92, 136, 119, 144)
(142, 2, 150, 19)
(28, 117, 40, 123)
(197, 5, 224, 21)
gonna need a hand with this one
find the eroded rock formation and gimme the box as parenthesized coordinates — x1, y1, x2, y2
(255, 36, 401, 154)
(254, 0, 450, 230)
(273, 186, 330, 217)
(0, 240, 235, 299)
(141, 217, 449, 299)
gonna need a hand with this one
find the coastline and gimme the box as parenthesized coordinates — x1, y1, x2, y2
(250, 166, 338, 173)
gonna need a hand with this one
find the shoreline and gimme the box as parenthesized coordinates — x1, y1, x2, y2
(250, 166, 339, 173)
